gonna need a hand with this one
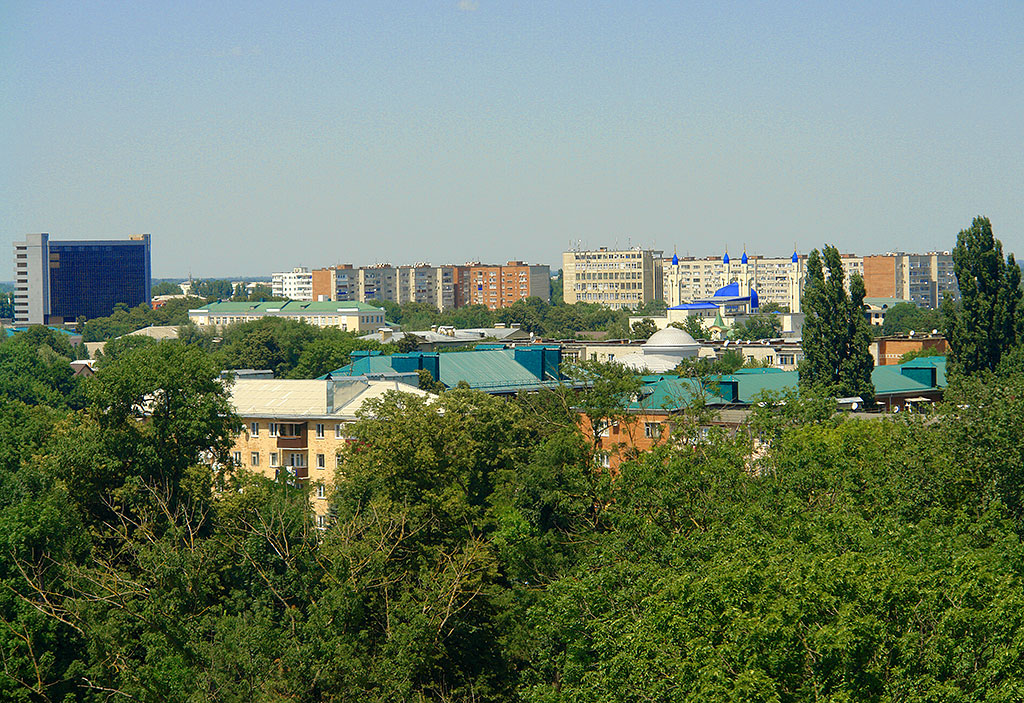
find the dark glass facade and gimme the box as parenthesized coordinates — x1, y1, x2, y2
(48, 237, 151, 321)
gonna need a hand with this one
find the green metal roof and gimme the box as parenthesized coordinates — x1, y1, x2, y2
(633, 356, 949, 411)
(437, 350, 547, 391)
(329, 346, 564, 394)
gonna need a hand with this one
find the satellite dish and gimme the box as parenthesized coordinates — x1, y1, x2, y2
(892, 405, 900, 413)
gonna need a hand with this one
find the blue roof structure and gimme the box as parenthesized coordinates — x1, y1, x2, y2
(671, 252, 679, 266)
(668, 302, 719, 311)
(723, 251, 730, 264)
(792, 251, 799, 263)
(741, 251, 748, 264)
(713, 282, 740, 297)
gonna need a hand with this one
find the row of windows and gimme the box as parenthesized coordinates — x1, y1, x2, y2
(250, 421, 348, 438)
(234, 450, 341, 470)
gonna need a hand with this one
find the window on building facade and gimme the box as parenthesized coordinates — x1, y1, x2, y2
(335, 423, 343, 438)
(317, 514, 326, 528)
(317, 484, 327, 499)
(269, 422, 278, 437)
(232, 451, 241, 464)
(644, 422, 662, 439)
(251, 452, 260, 466)
(316, 423, 324, 438)
(250, 422, 259, 436)
(317, 453, 325, 469)
(270, 452, 279, 467)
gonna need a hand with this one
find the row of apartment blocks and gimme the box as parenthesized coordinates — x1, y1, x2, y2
(271, 261, 551, 310)
(563, 247, 959, 312)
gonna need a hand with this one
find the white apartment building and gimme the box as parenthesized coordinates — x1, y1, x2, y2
(272, 267, 313, 300)
(663, 250, 865, 313)
(562, 248, 664, 310)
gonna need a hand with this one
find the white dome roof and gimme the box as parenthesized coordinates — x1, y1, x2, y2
(643, 326, 697, 348)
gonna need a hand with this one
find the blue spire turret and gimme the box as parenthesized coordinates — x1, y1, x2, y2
(791, 250, 799, 264)
(723, 251, 730, 264)
(741, 251, 748, 264)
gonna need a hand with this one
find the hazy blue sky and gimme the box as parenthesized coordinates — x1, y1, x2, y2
(4, 1, 1023, 278)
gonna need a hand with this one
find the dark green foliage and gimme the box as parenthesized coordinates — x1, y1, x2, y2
(151, 280, 183, 296)
(671, 315, 708, 340)
(550, 269, 563, 304)
(6, 317, 1024, 701)
(373, 298, 654, 339)
(898, 346, 945, 364)
(881, 301, 944, 336)
(630, 317, 658, 339)
(799, 245, 876, 406)
(0, 325, 85, 408)
(81, 297, 208, 341)
(943, 216, 1022, 375)
(730, 312, 782, 340)
(416, 367, 447, 392)
(0, 291, 14, 318)
(94, 332, 158, 367)
(191, 278, 234, 299)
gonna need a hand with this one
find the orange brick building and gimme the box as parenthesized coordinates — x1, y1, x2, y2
(467, 261, 550, 309)
(872, 334, 948, 365)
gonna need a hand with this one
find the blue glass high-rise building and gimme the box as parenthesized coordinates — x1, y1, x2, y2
(13, 233, 151, 324)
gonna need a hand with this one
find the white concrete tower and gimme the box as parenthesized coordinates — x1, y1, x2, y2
(788, 249, 803, 313)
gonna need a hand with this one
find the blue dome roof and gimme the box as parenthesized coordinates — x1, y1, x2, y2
(741, 251, 748, 264)
(750, 288, 759, 309)
(723, 251, 730, 264)
(672, 253, 678, 266)
(792, 251, 799, 263)
(713, 282, 740, 297)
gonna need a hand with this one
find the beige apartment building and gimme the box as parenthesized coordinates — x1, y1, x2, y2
(228, 377, 432, 526)
(562, 247, 664, 309)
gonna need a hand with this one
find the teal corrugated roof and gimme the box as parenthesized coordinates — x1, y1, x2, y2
(328, 347, 560, 393)
(722, 370, 799, 402)
(437, 349, 541, 390)
(900, 356, 947, 387)
(629, 376, 728, 411)
(871, 365, 933, 394)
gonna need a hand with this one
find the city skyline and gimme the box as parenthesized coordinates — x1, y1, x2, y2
(5, 2, 1024, 278)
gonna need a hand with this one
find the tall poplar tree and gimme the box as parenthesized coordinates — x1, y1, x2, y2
(943, 216, 1021, 375)
(799, 245, 875, 406)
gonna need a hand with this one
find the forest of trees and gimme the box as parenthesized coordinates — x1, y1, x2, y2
(4, 305, 1024, 700)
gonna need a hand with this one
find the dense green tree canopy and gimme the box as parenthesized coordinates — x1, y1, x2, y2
(730, 312, 782, 340)
(799, 245, 876, 406)
(151, 280, 183, 296)
(880, 301, 944, 336)
(943, 216, 1022, 375)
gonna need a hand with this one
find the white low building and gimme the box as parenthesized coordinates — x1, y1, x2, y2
(610, 326, 700, 373)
